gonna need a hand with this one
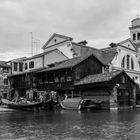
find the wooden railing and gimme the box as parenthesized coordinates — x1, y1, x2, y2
(37, 81, 73, 90)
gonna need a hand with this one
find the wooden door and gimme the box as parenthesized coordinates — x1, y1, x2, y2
(117, 89, 130, 107)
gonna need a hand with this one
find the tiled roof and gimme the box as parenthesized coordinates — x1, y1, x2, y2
(38, 53, 105, 73)
(40, 44, 117, 73)
(0, 61, 11, 68)
(73, 42, 118, 65)
(87, 46, 117, 65)
(74, 71, 122, 86)
(101, 46, 118, 65)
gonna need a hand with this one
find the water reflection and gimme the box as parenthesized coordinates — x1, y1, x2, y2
(0, 110, 140, 139)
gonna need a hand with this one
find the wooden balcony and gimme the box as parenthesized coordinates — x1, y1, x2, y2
(37, 81, 74, 91)
(12, 82, 31, 89)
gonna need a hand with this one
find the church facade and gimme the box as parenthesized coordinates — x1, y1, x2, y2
(110, 17, 140, 85)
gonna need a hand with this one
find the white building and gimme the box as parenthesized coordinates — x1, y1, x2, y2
(110, 17, 140, 85)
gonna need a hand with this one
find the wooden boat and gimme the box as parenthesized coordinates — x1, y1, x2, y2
(60, 98, 82, 110)
(80, 99, 102, 110)
(1, 99, 43, 110)
(60, 98, 102, 111)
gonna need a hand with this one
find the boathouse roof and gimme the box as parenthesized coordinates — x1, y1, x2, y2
(74, 71, 130, 86)
(38, 53, 105, 73)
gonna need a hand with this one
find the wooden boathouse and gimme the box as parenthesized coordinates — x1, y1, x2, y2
(74, 71, 137, 109)
(8, 53, 138, 109)
(35, 54, 105, 97)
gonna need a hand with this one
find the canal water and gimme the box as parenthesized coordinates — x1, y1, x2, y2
(0, 109, 140, 140)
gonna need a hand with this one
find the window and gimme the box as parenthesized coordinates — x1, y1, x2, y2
(133, 33, 136, 41)
(126, 55, 130, 69)
(131, 58, 134, 70)
(121, 57, 125, 68)
(14, 62, 18, 71)
(29, 61, 34, 69)
(25, 63, 28, 70)
(19, 63, 23, 72)
(122, 76, 125, 83)
(138, 33, 140, 40)
(121, 55, 134, 70)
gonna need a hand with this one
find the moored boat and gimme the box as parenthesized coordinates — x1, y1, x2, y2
(60, 98, 102, 111)
(80, 99, 102, 110)
(60, 98, 82, 110)
(1, 99, 43, 110)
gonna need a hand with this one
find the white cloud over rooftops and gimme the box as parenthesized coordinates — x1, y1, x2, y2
(0, 0, 139, 60)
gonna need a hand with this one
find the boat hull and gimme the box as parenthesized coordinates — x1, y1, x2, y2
(60, 98, 82, 110)
(2, 99, 43, 110)
(60, 98, 102, 111)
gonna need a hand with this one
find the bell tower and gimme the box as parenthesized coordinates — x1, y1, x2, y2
(129, 15, 140, 48)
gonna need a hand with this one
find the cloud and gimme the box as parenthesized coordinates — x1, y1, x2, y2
(0, 0, 139, 61)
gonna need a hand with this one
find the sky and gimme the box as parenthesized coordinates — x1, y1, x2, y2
(0, 0, 139, 61)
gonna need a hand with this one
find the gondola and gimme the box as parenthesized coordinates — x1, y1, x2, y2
(1, 99, 43, 110)
(60, 98, 82, 110)
(60, 98, 102, 111)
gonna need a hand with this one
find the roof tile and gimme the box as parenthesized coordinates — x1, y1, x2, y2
(74, 71, 122, 86)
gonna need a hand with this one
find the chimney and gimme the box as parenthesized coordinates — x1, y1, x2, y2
(78, 40, 88, 46)
(109, 43, 116, 47)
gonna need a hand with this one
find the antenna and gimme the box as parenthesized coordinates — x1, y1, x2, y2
(29, 32, 33, 56)
(36, 39, 40, 53)
(33, 38, 40, 54)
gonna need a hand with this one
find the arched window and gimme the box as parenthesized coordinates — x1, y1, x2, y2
(131, 58, 134, 70)
(126, 55, 130, 69)
(121, 55, 134, 70)
(121, 56, 125, 68)
(138, 33, 140, 40)
(133, 33, 136, 41)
